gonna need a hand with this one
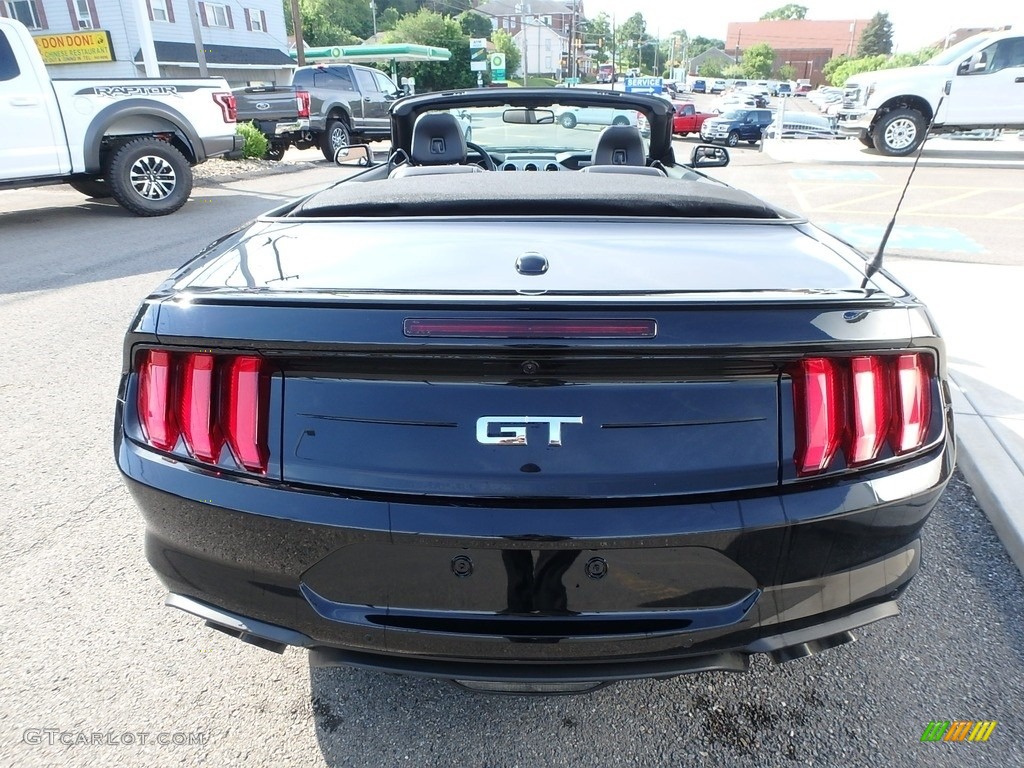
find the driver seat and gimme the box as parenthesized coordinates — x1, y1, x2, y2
(389, 113, 484, 178)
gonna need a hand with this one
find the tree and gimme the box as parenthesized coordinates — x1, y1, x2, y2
(699, 58, 724, 77)
(384, 10, 474, 91)
(458, 12, 492, 39)
(775, 62, 796, 80)
(618, 12, 647, 70)
(759, 4, 808, 20)
(857, 12, 893, 57)
(288, 0, 372, 46)
(689, 36, 725, 58)
(581, 12, 611, 62)
(822, 54, 850, 83)
(742, 42, 774, 78)
(491, 29, 520, 80)
(722, 64, 746, 79)
(378, 7, 400, 32)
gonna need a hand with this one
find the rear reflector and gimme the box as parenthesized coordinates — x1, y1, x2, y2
(138, 350, 178, 452)
(791, 353, 934, 476)
(403, 318, 657, 338)
(135, 351, 269, 474)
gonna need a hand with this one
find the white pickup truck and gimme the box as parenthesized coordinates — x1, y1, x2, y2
(0, 17, 243, 215)
(838, 29, 1024, 155)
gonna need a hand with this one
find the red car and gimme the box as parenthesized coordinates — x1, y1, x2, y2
(794, 84, 813, 97)
(671, 103, 715, 136)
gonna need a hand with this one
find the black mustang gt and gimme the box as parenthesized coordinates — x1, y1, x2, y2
(116, 88, 954, 694)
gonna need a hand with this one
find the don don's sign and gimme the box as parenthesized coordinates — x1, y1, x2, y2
(33, 31, 115, 64)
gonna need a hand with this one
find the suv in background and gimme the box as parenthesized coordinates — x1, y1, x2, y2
(691, 79, 707, 94)
(700, 108, 774, 146)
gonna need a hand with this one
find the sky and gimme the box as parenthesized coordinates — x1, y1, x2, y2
(579, 1, 1023, 52)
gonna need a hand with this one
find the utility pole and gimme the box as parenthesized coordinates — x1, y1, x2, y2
(185, 0, 209, 76)
(290, 0, 305, 66)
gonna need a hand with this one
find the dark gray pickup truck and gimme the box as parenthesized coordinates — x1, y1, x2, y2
(234, 64, 402, 161)
(232, 85, 311, 160)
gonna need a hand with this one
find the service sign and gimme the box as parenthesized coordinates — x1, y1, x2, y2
(33, 31, 115, 65)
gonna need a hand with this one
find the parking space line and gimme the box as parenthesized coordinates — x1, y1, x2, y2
(812, 188, 900, 212)
(985, 200, 1024, 219)
(901, 188, 988, 213)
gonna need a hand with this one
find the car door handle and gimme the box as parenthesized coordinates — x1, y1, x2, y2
(9, 96, 40, 107)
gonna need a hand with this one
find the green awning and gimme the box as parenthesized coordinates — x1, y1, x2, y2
(293, 44, 451, 63)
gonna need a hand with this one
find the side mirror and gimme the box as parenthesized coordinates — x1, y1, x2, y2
(690, 145, 730, 168)
(334, 144, 373, 167)
(959, 52, 988, 75)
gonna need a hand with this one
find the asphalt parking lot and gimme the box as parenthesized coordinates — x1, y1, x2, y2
(2, 135, 1024, 767)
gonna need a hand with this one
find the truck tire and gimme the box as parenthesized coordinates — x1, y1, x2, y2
(107, 137, 192, 216)
(321, 118, 351, 161)
(872, 108, 926, 156)
(858, 133, 874, 148)
(726, 131, 740, 147)
(559, 113, 577, 129)
(68, 178, 111, 198)
(265, 142, 287, 161)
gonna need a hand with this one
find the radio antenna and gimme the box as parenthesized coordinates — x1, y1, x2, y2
(861, 96, 944, 288)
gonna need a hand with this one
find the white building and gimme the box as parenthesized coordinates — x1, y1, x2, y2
(1, 0, 294, 84)
(513, 17, 566, 78)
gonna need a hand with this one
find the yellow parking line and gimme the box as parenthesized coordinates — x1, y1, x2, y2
(985, 200, 1024, 218)
(901, 188, 988, 213)
(812, 188, 900, 212)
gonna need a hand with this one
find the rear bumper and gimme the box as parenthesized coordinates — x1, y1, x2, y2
(119, 427, 953, 680)
(203, 133, 245, 161)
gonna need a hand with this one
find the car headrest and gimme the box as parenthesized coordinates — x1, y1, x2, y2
(591, 125, 646, 166)
(410, 113, 467, 166)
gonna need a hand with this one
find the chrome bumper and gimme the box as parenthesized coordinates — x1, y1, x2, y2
(837, 107, 877, 137)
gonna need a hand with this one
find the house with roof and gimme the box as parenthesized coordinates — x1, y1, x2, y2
(1, 0, 294, 84)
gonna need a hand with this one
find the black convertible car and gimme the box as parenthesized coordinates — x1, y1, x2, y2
(116, 89, 953, 694)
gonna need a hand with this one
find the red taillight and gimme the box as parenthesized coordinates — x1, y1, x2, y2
(892, 353, 931, 454)
(178, 354, 224, 464)
(223, 356, 270, 474)
(792, 357, 844, 475)
(296, 90, 311, 119)
(849, 356, 889, 465)
(135, 351, 268, 474)
(791, 353, 935, 476)
(212, 92, 237, 122)
(138, 350, 178, 451)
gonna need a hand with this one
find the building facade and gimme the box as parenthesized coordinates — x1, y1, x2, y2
(512, 18, 565, 78)
(0, 0, 293, 84)
(725, 18, 870, 84)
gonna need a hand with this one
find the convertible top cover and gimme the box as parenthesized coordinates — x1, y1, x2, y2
(291, 174, 783, 220)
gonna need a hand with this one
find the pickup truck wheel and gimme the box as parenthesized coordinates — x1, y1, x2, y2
(726, 131, 740, 147)
(559, 113, 577, 129)
(265, 142, 287, 161)
(321, 118, 351, 161)
(873, 108, 925, 156)
(68, 178, 111, 198)
(612, 116, 630, 126)
(107, 137, 192, 216)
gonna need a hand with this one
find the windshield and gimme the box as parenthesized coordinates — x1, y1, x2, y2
(926, 35, 993, 65)
(426, 104, 650, 156)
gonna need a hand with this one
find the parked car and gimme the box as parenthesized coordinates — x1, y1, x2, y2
(774, 83, 793, 97)
(117, 87, 952, 694)
(555, 107, 638, 129)
(691, 78, 707, 94)
(700, 108, 775, 146)
(670, 103, 716, 135)
(714, 95, 760, 113)
(710, 79, 727, 94)
(291, 63, 403, 160)
(794, 84, 813, 96)
(232, 84, 312, 160)
(0, 17, 242, 215)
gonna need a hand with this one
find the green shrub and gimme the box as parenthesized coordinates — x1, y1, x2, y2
(235, 121, 268, 159)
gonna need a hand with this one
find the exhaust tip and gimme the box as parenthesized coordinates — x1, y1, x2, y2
(770, 630, 855, 664)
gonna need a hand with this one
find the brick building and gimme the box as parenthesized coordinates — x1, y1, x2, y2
(725, 19, 870, 84)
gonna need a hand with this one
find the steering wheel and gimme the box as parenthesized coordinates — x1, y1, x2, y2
(465, 141, 496, 171)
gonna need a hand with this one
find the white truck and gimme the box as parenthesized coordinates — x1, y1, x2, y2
(838, 29, 1024, 156)
(0, 17, 243, 215)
